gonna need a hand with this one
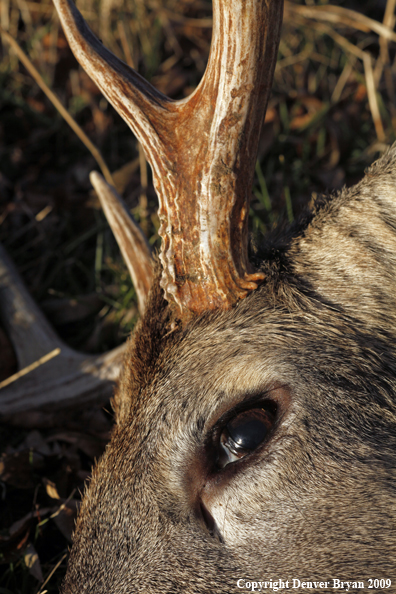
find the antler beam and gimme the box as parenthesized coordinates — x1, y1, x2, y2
(0, 244, 125, 417)
(53, 0, 284, 319)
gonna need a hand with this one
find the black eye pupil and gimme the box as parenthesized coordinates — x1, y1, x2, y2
(217, 406, 276, 469)
(227, 416, 269, 450)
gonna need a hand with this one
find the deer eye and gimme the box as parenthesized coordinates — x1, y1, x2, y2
(217, 408, 275, 469)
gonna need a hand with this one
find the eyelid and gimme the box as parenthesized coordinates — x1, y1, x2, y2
(203, 384, 284, 435)
(214, 397, 278, 435)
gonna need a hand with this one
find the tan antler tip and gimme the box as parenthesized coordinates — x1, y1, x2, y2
(89, 171, 153, 315)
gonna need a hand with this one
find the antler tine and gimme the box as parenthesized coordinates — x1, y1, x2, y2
(52, 0, 174, 164)
(90, 172, 153, 316)
(0, 243, 60, 368)
(53, 0, 284, 321)
(0, 243, 125, 417)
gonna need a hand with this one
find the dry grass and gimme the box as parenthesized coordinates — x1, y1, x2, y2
(0, 0, 395, 591)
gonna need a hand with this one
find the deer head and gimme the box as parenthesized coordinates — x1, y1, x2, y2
(50, 1, 396, 592)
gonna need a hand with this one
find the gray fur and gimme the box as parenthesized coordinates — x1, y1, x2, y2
(62, 149, 396, 593)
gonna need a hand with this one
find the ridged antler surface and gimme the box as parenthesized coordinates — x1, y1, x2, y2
(90, 172, 153, 316)
(53, 0, 283, 319)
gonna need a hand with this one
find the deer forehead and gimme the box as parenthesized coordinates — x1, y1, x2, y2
(112, 295, 379, 473)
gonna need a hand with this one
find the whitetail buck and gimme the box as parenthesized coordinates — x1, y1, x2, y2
(36, 0, 396, 591)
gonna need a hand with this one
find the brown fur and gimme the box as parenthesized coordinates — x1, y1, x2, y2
(61, 150, 396, 593)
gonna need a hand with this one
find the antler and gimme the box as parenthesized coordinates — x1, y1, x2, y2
(53, 0, 284, 320)
(0, 174, 155, 418)
(0, 243, 125, 418)
(90, 172, 153, 316)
